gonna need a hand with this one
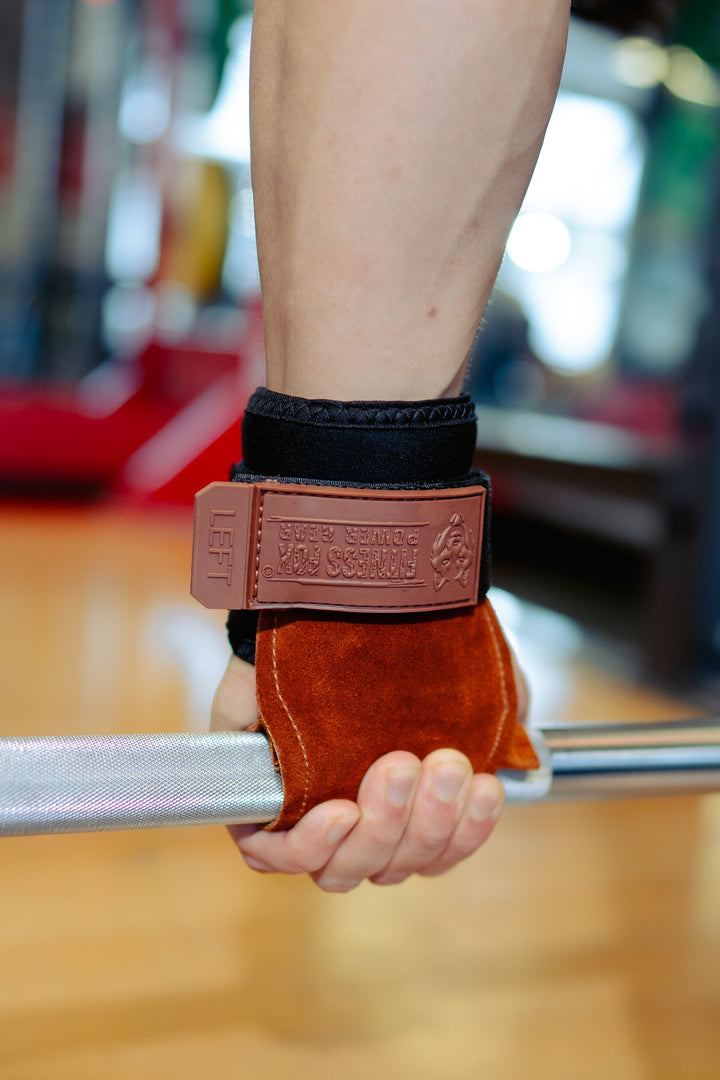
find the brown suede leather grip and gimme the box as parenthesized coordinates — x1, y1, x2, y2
(191, 481, 486, 613)
(254, 599, 539, 830)
(191, 479, 538, 828)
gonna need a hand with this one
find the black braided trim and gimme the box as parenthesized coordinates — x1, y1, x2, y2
(244, 388, 476, 428)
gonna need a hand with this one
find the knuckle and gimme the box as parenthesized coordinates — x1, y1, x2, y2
(291, 860, 314, 876)
(362, 814, 407, 847)
(413, 826, 452, 855)
(282, 852, 312, 875)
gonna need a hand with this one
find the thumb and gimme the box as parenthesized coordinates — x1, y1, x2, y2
(210, 654, 260, 732)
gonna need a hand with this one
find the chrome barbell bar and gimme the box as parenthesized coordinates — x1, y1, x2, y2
(1, 718, 719, 837)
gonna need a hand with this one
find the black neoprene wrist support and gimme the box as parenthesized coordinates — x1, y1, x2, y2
(226, 387, 491, 662)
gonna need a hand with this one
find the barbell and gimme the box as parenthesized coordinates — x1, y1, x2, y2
(1, 717, 719, 837)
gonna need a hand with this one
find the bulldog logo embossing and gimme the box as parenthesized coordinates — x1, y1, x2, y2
(431, 512, 475, 591)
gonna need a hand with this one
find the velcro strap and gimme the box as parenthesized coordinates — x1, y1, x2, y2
(191, 480, 487, 613)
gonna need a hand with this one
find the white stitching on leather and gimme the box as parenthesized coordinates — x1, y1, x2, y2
(272, 614, 311, 818)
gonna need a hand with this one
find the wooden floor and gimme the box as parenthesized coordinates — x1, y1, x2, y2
(0, 504, 718, 1080)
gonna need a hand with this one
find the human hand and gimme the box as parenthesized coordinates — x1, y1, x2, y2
(211, 654, 513, 892)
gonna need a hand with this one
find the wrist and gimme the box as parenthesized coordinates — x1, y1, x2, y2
(209, 386, 490, 662)
(238, 386, 479, 486)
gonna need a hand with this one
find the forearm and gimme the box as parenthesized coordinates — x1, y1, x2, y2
(250, 0, 571, 400)
(216, 0, 570, 887)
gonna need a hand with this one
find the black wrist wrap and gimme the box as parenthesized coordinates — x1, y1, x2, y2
(227, 387, 491, 663)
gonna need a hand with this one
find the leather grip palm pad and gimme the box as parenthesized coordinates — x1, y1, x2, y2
(254, 598, 539, 830)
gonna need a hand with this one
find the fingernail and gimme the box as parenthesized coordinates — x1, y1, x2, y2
(386, 763, 419, 807)
(431, 761, 469, 801)
(326, 810, 358, 846)
(469, 781, 504, 823)
(243, 855, 271, 872)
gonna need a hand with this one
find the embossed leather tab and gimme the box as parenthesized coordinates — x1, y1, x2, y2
(190, 482, 256, 611)
(191, 481, 486, 613)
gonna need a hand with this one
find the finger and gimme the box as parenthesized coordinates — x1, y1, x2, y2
(311, 752, 422, 893)
(210, 654, 259, 732)
(236, 800, 360, 875)
(369, 749, 474, 885)
(417, 773, 504, 877)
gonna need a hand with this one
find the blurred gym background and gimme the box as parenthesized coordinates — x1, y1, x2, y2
(3, 6, 720, 1077)
(1, 0, 719, 694)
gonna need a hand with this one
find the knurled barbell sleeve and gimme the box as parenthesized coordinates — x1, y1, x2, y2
(1, 719, 719, 837)
(0, 731, 283, 836)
